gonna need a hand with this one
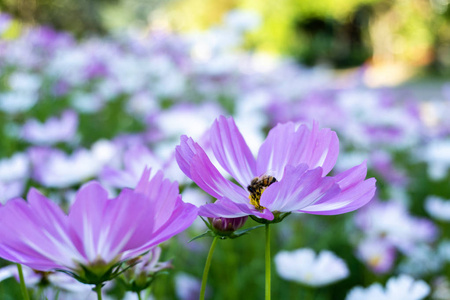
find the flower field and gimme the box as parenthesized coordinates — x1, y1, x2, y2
(0, 11, 450, 300)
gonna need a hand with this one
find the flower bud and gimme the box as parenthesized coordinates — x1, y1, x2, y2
(209, 216, 247, 235)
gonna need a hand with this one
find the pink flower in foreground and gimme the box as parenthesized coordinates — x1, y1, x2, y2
(176, 115, 376, 221)
(0, 168, 198, 284)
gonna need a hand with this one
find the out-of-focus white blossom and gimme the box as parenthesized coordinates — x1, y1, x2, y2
(275, 248, 349, 287)
(398, 245, 443, 277)
(30, 140, 117, 188)
(346, 274, 430, 300)
(420, 139, 450, 180)
(425, 196, 450, 221)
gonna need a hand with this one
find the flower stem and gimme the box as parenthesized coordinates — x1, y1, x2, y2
(94, 284, 103, 300)
(16, 264, 30, 300)
(265, 223, 271, 300)
(200, 236, 219, 300)
(137, 291, 142, 300)
(304, 286, 315, 300)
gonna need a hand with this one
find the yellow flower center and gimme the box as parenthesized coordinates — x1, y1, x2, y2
(368, 255, 382, 267)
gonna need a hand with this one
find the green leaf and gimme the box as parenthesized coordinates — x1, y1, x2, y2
(230, 225, 265, 238)
(188, 231, 214, 242)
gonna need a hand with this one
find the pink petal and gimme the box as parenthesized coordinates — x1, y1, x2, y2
(68, 182, 110, 262)
(210, 116, 257, 188)
(135, 168, 180, 231)
(199, 198, 274, 220)
(124, 196, 198, 259)
(176, 135, 248, 203)
(256, 122, 339, 179)
(101, 189, 154, 260)
(0, 196, 82, 271)
(299, 162, 376, 215)
(260, 166, 340, 212)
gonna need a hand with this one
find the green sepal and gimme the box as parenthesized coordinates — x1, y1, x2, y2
(250, 212, 291, 224)
(189, 224, 264, 241)
(199, 216, 213, 230)
(56, 258, 139, 286)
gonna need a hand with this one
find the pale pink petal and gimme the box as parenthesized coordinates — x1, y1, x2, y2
(256, 122, 339, 179)
(299, 162, 376, 215)
(210, 116, 257, 188)
(135, 169, 179, 227)
(0, 196, 82, 271)
(176, 136, 248, 203)
(199, 197, 274, 220)
(124, 196, 198, 258)
(260, 166, 340, 212)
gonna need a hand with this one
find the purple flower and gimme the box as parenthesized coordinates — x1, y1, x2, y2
(176, 115, 376, 221)
(21, 110, 78, 145)
(0, 168, 198, 284)
(355, 200, 437, 254)
(29, 140, 117, 188)
(357, 238, 396, 274)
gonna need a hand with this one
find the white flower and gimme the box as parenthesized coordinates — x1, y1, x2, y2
(420, 139, 450, 180)
(0, 153, 29, 182)
(0, 153, 29, 203)
(275, 248, 349, 287)
(425, 196, 450, 221)
(70, 92, 104, 113)
(346, 274, 430, 300)
(31, 140, 117, 188)
(153, 103, 224, 141)
(0, 181, 25, 204)
(0, 93, 38, 114)
(398, 244, 443, 277)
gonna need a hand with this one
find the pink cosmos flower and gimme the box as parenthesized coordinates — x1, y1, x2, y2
(176, 116, 376, 221)
(0, 168, 198, 284)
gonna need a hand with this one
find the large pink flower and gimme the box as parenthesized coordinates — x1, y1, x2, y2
(0, 168, 198, 284)
(176, 116, 376, 221)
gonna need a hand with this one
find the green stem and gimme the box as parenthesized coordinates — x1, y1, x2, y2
(304, 286, 315, 300)
(200, 236, 219, 300)
(94, 284, 103, 300)
(16, 264, 30, 300)
(137, 291, 142, 300)
(265, 223, 271, 300)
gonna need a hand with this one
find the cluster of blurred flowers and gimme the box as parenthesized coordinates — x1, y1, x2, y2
(1, 8, 450, 299)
